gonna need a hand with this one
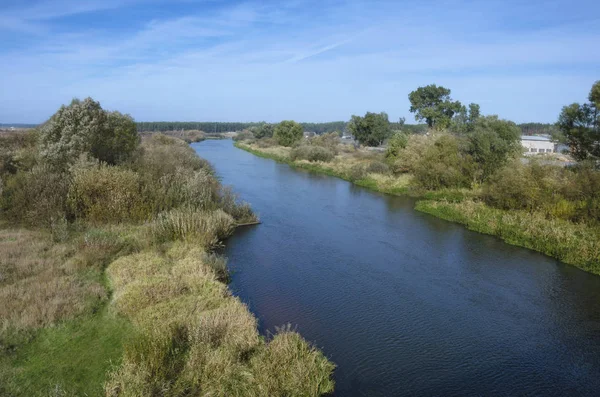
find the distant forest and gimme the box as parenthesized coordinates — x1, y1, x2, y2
(0, 121, 559, 136)
(136, 121, 557, 135)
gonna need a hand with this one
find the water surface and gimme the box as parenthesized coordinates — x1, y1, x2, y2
(194, 140, 600, 396)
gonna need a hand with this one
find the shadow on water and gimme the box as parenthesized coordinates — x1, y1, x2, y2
(195, 140, 600, 397)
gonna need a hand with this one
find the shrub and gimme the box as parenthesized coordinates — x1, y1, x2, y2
(347, 163, 367, 182)
(255, 137, 277, 148)
(68, 164, 147, 223)
(366, 160, 390, 175)
(412, 134, 475, 190)
(1, 165, 70, 227)
(389, 134, 432, 174)
(310, 132, 340, 153)
(133, 135, 212, 181)
(385, 132, 408, 159)
(219, 187, 258, 223)
(290, 145, 335, 162)
(274, 121, 303, 147)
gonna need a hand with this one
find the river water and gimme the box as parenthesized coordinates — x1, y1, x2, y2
(193, 140, 600, 396)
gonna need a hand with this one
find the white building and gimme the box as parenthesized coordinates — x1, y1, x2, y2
(521, 135, 555, 155)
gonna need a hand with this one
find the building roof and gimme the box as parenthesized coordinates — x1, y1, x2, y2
(521, 135, 551, 142)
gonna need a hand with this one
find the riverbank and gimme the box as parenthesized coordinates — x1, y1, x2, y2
(235, 141, 600, 275)
(0, 120, 334, 395)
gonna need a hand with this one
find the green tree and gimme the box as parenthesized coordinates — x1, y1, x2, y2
(557, 81, 600, 161)
(408, 84, 463, 130)
(467, 116, 522, 182)
(348, 112, 391, 146)
(39, 98, 139, 169)
(451, 103, 481, 134)
(274, 120, 303, 146)
(385, 132, 408, 159)
(253, 123, 275, 139)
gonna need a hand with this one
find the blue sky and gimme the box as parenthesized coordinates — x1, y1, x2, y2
(0, 0, 598, 123)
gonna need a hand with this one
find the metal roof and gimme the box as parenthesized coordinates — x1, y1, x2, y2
(521, 135, 551, 142)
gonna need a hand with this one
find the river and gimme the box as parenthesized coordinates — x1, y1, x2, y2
(193, 140, 600, 396)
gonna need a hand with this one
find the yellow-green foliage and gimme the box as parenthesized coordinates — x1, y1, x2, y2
(68, 164, 147, 223)
(105, 244, 335, 396)
(0, 229, 106, 337)
(416, 199, 600, 274)
(290, 145, 335, 162)
(149, 208, 235, 247)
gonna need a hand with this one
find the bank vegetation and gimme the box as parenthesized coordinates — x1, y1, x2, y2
(235, 81, 600, 274)
(0, 98, 335, 396)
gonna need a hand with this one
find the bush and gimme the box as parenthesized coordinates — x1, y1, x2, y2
(255, 137, 277, 148)
(366, 160, 390, 175)
(412, 134, 475, 190)
(389, 134, 432, 174)
(347, 163, 367, 181)
(290, 145, 335, 162)
(385, 132, 408, 159)
(274, 121, 303, 147)
(1, 165, 70, 227)
(133, 135, 212, 181)
(68, 164, 147, 223)
(310, 132, 340, 153)
(219, 187, 258, 223)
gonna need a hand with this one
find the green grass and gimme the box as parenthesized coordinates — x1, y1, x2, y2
(2, 310, 131, 397)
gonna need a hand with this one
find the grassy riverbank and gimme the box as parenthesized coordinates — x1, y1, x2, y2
(236, 141, 600, 275)
(0, 100, 335, 396)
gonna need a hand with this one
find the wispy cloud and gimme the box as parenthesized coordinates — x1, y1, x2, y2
(0, 0, 598, 123)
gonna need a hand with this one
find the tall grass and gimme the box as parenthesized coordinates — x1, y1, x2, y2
(105, 244, 335, 396)
(149, 208, 235, 247)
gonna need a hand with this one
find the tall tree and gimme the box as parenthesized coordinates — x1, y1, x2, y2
(39, 98, 140, 169)
(274, 120, 303, 146)
(467, 116, 522, 182)
(408, 84, 463, 129)
(348, 112, 391, 146)
(557, 81, 600, 161)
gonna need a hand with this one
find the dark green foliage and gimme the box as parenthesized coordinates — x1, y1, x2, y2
(412, 135, 475, 189)
(483, 160, 600, 224)
(274, 120, 303, 147)
(290, 145, 335, 162)
(557, 81, 600, 161)
(408, 84, 463, 129)
(252, 123, 274, 139)
(385, 132, 408, 159)
(451, 103, 481, 134)
(348, 112, 391, 146)
(466, 116, 522, 182)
